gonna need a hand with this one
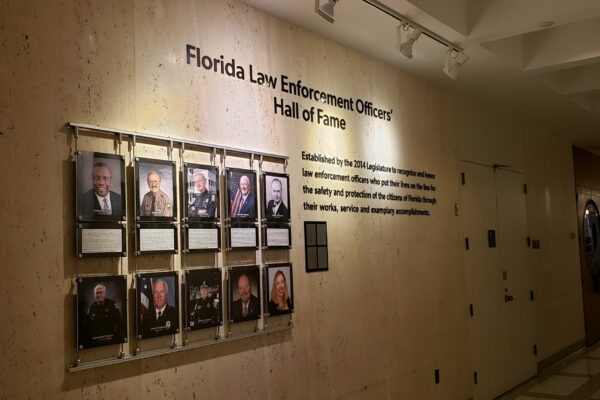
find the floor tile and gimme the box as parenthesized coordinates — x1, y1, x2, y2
(561, 358, 600, 376)
(527, 375, 589, 396)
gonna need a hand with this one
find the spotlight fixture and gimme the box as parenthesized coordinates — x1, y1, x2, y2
(315, 0, 339, 23)
(396, 23, 423, 59)
(443, 49, 469, 80)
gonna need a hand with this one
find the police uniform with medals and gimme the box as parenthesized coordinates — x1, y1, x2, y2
(188, 189, 216, 218)
(141, 189, 172, 217)
(192, 283, 219, 326)
(87, 297, 123, 344)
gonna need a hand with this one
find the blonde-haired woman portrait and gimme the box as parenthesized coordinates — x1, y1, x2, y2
(268, 270, 292, 315)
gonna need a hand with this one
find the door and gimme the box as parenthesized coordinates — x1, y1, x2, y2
(576, 188, 600, 345)
(460, 162, 536, 399)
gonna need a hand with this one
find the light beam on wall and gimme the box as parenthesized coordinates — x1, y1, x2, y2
(315, 0, 339, 23)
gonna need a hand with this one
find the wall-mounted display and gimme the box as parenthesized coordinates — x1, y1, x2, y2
(304, 221, 329, 273)
(264, 264, 294, 316)
(262, 172, 290, 222)
(228, 265, 261, 323)
(76, 151, 126, 222)
(183, 223, 220, 253)
(229, 225, 259, 250)
(183, 163, 219, 221)
(135, 158, 177, 221)
(76, 223, 126, 258)
(136, 223, 178, 255)
(76, 275, 127, 349)
(227, 168, 257, 221)
(263, 224, 291, 249)
(185, 269, 222, 330)
(136, 272, 179, 339)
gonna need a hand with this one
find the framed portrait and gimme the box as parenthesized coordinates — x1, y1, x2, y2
(262, 172, 290, 222)
(76, 275, 127, 349)
(228, 224, 258, 250)
(76, 223, 126, 258)
(262, 224, 291, 249)
(264, 264, 294, 316)
(76, 151, 126, 222)
(185, 269, 222, 330)
(135, 158, 177, 222)
(183, 223, 221, 253)
(183, 163, 219, 221)
(136, 272, 180, 340)
(135, 223, 178, 255)
(228, 265, 261, 323)
(226, 168, 257, 222)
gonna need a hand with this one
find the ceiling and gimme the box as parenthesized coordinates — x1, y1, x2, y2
(241, 0, 600, 151)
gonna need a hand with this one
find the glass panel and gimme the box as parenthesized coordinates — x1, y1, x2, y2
(318, 247, 328, 270)
(317, 223, 328, 246)
(307, 247, 318, 270)
(305, 223, 317, 246)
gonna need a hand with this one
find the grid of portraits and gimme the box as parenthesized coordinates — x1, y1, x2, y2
(72, 144, 293, 359)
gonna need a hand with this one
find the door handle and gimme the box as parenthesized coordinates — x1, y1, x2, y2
(504, 294, 514, 302)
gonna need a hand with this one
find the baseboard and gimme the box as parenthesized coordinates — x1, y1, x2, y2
(537, 338, 586, 373)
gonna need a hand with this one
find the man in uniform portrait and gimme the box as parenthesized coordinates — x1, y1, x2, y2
(191, 282, 219, 326)
(231, 273, 260, 322)
(265, 178, 289, 219)
(140, 171, 172, 217)
(188, 172, 216, 218)
(141, 279, 178, 336)
(230, 175, 256, 218)
(83, 283, 124, 346)
(80, 162, 122, 218)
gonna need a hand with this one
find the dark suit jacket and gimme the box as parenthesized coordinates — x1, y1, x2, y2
(231, 295, 260, 322)
(79, 189, 123, 219)
(265, 200, 289, 219)
(234, 194, 256, 219)
(140, 305, 178, 338)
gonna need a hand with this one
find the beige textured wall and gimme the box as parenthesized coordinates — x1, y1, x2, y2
(0, 0, 582, 399)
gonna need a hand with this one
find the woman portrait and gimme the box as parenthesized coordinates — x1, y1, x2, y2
(268, 269, 293, 315)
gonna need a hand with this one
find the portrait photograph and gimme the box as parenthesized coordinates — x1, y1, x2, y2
(136, 272, 179, 339)
(228, 265, 261, 323)
(76, 275, 127, 349)
(76, 151, 126, 222)
(264, 264, 294, 316)
(183, 163, 219, 221)
(135, 158, 177, 222)
(262, 172, 290, 222)
(185, 268, 222, 330)
(227, 168, 257, 221)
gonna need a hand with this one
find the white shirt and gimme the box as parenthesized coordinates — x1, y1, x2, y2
(95, 193, 112, 213)
(155, 305, 166, 320)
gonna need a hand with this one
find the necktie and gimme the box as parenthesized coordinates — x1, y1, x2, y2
(243, 304, 248, 317)
(158, 311, 162, 320)
(151, 196, 156, 213)
(103, 198, 110, 213)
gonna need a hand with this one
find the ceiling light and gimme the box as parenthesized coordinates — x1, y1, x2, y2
(315, 0, 339, 23)
(396, 23, 422, 59)
(443, 49, 469, 80)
